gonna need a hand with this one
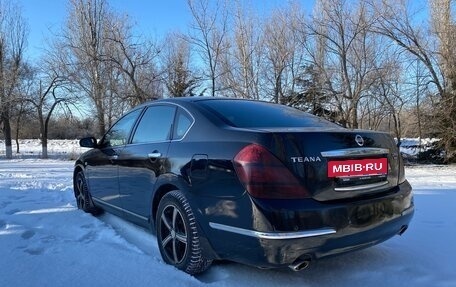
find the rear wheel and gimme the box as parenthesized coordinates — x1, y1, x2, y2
(156, 190, 212, 275)
(74, 171, 102, 215)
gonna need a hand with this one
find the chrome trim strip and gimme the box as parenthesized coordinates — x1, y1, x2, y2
(321, 148, 390, 158)
(209, 222, 336, 239)
(126, 102, 196, 145)
(334, 181, 389, 191)
(401, 206, 414, 216)
(92, 197, 148, 221)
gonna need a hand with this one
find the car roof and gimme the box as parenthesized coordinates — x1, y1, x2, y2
(130, 97, 239, 110)
(138, 96, 270, 107)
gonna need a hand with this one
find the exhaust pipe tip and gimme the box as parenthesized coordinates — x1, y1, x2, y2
(289, 259, 311, 271)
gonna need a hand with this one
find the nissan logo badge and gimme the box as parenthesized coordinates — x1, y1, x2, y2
(355, 135, 364, 146)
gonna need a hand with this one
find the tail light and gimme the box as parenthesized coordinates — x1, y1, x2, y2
(233, 144, 309, 199)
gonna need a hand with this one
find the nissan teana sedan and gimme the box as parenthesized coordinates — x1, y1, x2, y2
(73, 97, 414, 274)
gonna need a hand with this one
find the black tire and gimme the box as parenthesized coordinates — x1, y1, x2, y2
(156, 190, 212, 275)
(74, 171, 102, 215)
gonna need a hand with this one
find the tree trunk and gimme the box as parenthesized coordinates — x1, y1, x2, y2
(97, 107, 106, 137)
(416, 77, 422, 153)
(15, 129, 20, 154)
(15, 104, 23, 154)
(38, 108, 48, 159)
(1, 112, 13, 159)
(41, 136, 48, 159)
(351, 107, 359, 129)
(15, 138, 20, 154)
(211, 75, 216, 97)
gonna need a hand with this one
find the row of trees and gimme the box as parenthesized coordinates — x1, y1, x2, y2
(0, 0, 455, 162)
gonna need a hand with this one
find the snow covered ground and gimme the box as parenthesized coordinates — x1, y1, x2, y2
(0, 139, 87, 160)
(0, 142, 456, 286)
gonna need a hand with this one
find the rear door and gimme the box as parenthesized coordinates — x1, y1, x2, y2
(117, 104, 176, 219)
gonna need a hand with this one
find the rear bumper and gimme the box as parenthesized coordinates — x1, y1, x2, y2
(207, 180, 414, 268)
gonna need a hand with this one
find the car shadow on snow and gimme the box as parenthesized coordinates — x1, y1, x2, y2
(93, 207, 412, 286)
(196, 246, 395, 285)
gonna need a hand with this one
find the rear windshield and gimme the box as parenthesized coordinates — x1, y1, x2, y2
(198, 99, 338, 128)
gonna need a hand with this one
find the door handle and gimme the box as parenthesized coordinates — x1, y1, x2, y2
(148, 152, 162, 159)
(108, 155, 118, 160)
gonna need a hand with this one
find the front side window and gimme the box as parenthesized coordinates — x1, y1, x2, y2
(101, 108, 142, 147)
(132, 105, 176, 144)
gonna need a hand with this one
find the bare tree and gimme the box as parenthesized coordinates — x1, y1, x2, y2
(57, 0, 165, 136)
(23, 63, 71, 158)
(60, 0, 113, 137)
(372, 0, 443, 95)
(429, 0, 456, 160)
(12, 63, 34, 154)
(11, 100, 31, 153)
(162, 32, 201, 97)
(0, 0, 27, 159)
(218, 1, 263, 99)
(307, 0, 382, 128)
(105, 15, 163, 105)
(262, 2, 305, 104)
(187, 0, 229, 97)
(365, 61, 408, 140)
(412, 59, 430, 149)
(373, 0, 456, 161)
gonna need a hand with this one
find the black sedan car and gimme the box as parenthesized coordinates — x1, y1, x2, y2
(74, 97, 414, 274)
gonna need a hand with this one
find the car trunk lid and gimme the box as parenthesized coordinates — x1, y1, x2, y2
(264, 129, 400, 201)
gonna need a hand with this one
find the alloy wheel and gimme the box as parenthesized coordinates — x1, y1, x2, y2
(75, 173, 87, 210)
(159, 204, 188, 264)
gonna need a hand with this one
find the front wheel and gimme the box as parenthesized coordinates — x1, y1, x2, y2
(156, 190, 212, 275)
(74, 171, 102, 215)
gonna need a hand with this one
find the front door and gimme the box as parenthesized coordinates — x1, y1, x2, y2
(86, 108, 143, 208)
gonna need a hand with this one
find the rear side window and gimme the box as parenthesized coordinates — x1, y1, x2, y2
(173, 109, 193, 140)
(132, 105, 176, 143)
(199, 100, 338, 128)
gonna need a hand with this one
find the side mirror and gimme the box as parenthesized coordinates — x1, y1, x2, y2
(79, 137, 98, 148)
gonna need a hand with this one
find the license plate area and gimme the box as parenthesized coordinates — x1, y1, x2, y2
(328, 158, 388, 178)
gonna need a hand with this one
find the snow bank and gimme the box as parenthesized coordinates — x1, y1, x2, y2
(0, 139, 90, 160)
(399, 138, 440, 157)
